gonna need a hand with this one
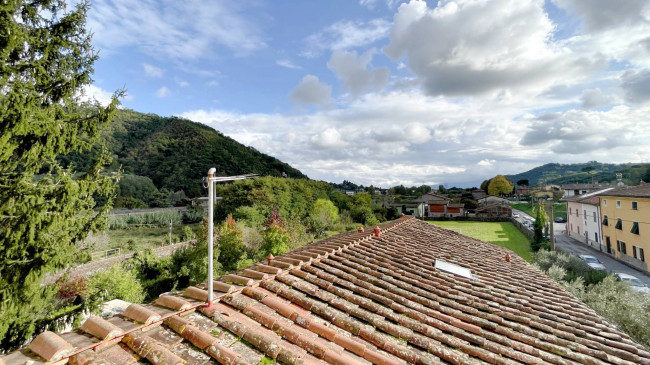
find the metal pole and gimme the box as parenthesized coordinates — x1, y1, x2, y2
(549, 203, 555, 251)
(207, 167, 216, 304)
(169, 219, 172, 245)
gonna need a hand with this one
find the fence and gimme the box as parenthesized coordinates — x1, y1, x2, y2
(90, 247, 122, 261)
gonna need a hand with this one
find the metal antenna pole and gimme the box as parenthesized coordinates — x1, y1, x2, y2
(203, 169, 257, 306)
(207, 168, 216, 304)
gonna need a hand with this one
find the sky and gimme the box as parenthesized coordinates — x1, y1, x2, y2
(82, 0, 650, 188)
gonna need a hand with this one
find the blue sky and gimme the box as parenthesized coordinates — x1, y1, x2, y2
(83, 0, 650, 187)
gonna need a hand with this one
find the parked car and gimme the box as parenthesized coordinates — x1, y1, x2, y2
(579, 255, 607, 271)
(554, 217, 566, 223)
(614, 272, 650, 294)
(513, 213, 520, 218)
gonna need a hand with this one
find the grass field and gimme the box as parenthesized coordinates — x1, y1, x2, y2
(86, 223, 200, 256)
(430, 221, 532, 262)
(511, 203, 566, 220)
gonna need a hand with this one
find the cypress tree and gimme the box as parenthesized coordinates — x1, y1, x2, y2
(0, 0, 119, 349)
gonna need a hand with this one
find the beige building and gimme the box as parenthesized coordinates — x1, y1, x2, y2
(600, 184, 650, 272)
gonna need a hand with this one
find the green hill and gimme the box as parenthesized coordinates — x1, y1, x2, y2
(506, 162, 650, 187)
(61, 109, 307, 197)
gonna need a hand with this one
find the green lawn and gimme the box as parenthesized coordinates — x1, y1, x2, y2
(430, 221, 532, 262)
(511, 203, 566, 220)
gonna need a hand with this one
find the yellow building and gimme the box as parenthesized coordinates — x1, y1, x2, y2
(599, 184, 650, 272)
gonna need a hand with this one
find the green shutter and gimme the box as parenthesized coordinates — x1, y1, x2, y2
(615, 219, 622, 230)
(602, 216, 608, 226)
(631, 222, 639, 235)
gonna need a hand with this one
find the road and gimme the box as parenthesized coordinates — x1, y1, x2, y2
(512, 208, 650, 287)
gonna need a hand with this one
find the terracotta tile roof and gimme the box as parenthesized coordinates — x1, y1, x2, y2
(601, 184, 650, 198)
(3, 216, 650, 365)
(579, 196, 600, 205)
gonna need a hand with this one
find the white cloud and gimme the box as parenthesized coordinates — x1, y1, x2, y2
(327, 48, 390, 97)
(303, 19, 391, 57)
(552, 0, 649, 32)
(620, 69, 650, 104)
(580, 88, 616, 109)
(177, 80, 190, 87)
(359, 0, 378, 9)
(156, 86, 170, 98)
(78, 84, 115, 106)
(276, 59, 301, 70)
(520, 106, 648, 154)
(478, 159, 496, 166)
(87, 0, 265, 59)
(289, 75, 333, 106)
(143, 63, 164, 78)
(384, 0, 602, 97)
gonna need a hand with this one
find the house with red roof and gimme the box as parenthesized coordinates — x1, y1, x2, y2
(2, 216, 649, 365)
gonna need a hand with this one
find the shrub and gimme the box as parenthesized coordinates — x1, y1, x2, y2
(233, 205, 265, 227)
(218, 215, 247, 272)
(260, 209, 290, 256)
(126, 239, 137, 251)
(183, 205, 204, 224)
(181, 226, 196, 241)
(88, 265, 145, 303)
(57, 276, 88, 302)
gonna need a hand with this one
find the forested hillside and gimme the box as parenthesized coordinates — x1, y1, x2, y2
(506, 162, 650, 186)
(60, 109, 307, 198)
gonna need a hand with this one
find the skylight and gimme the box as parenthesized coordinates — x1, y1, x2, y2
(434, 259, 473, 279)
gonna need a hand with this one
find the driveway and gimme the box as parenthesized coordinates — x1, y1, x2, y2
(512, 208, 650, 287)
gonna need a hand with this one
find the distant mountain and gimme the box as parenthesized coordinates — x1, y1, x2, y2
(61, 109, 307, 197)
(506, 162, 650, 187)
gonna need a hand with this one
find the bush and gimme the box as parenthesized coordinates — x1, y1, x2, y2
(261, 227, 290, 256)
(88, 265, 145, 303)
(218, 215, 247, 272)
(183, 205, 204, 224)
(181, 226, 196, 241)
(114, 196, 148, 209)
(233, 205, 265, 227)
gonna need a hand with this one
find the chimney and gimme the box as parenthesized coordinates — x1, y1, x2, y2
(373, 226, 380, 237)
(266, 254, 274, 266)
(357, 226, 364, 233)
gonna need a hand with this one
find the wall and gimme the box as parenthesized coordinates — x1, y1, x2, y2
(600, 196, 650, 273)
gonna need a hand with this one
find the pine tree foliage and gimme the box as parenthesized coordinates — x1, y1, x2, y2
(0, 0, 119, 349)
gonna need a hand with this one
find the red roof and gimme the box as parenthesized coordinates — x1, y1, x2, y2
(3, 216, 649, 364)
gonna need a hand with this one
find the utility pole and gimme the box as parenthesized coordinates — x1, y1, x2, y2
(169, 219, 172, 245)
(549, 203, 555, 251)
(204, 169, 257, 306)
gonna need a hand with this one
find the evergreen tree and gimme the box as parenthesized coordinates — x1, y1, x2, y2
(0, 0, 119, 349)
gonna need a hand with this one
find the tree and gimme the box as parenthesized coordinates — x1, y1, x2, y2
(438, 185, 447, 194)
(487, 175, 514, 196)
(306, 199, 339, 236)
(516, 179, 529, 186)
(0, 1, 119, 349)
(480, 179, 490, 191)
(531, 202, 549, 251)
(217, 215, 247, 272)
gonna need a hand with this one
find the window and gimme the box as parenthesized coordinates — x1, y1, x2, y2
(633, 246, 645, 262)
(618, 240, 627, 255)
(616, 200, 621, 208)
(615, 218, 622, 230)
(583, 210, 587, 221)
(569, 207, 572, 215)
(631, 222, 639, 235)
(603, 199, 607, 207)
(632, 201, 638, 210)
(602, 215, 608, 226)
(593, 212, 597, 223)
(576, 209, 579, 217)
